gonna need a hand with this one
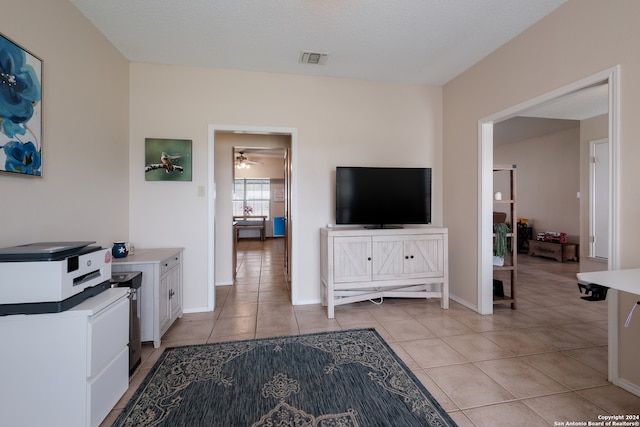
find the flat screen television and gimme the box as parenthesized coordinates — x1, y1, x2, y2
(335, 166, 432, 228)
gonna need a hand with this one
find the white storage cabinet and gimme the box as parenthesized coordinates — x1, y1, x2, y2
(320, 226, 449, 318)
(112, 248, 184, 348)
(0, 288, 129, 427)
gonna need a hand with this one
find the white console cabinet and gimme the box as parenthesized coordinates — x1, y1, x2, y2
(320, 226, 449, 318)
(113, 248, 183, 348)
(0, 288, 129, 427)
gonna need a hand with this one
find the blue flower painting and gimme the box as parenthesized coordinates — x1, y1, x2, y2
(0, 34, 42, 176)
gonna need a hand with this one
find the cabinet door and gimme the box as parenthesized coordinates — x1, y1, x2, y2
(159, 270, 171, 334)
(403, 235, 444, 278)
(333, 236, 372, 283)
(167, 263, 181, 320)
(371, 236, 405, 280)
(371, 234, 444, 280)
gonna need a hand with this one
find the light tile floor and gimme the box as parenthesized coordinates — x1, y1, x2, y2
(102, 238, 640, 426)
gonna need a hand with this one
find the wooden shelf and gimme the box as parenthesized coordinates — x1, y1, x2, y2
(493, 165, 517, 309)
(493, 295, 515, 305)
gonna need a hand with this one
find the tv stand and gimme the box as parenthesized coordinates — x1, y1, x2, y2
(320, 226, 449, 318)
(364, 224, 403, 229)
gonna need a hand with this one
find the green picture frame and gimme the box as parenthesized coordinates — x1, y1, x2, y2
(144, 138, 192, 181)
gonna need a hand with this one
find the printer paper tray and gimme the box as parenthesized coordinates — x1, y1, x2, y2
(0, 280, 110, 316)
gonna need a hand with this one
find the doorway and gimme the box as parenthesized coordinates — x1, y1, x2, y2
(232, 146, 290, 282)
(208, 125, 298, 311)
(479, 65, 624, 387)
(478, 67, 619, 316)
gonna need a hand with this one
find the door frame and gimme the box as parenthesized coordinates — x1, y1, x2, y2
(207, 124, 298, 310)
(589, 138, 609, 259)
(477, 65, 620, 379)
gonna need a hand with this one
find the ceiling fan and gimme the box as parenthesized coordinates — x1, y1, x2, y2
(235, 151, 263, 169)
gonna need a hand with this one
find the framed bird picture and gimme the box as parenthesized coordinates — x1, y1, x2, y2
(144, 138, 192, 181)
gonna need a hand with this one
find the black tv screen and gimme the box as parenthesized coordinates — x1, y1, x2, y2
(336, 167, 432, 227)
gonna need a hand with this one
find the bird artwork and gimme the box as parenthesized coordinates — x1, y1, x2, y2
(144, 138, 192, 181)
(145, 152, 184, 173)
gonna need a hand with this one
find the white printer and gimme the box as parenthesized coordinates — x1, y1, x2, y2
(0, 241, 112, 315)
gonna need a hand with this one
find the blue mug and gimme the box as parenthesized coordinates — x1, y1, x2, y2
(112, 241, 128, 258)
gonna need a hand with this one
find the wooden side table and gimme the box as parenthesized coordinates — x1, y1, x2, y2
(528, 240, 578, 262)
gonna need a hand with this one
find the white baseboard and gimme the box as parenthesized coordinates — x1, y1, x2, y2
(613, 377, 640, 398)
(215, 281, 234, 286)
(292, 298, 322, 306)
(182, 306, 212, 314)
(448, 293, 479, 313)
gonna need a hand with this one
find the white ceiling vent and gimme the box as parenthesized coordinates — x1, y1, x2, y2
(300, 51, 328, 65)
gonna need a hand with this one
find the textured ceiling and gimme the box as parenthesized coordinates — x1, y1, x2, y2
(494, 83, 609, 145)
(521, 83, 609, 120)
(69, 0, 567, 85)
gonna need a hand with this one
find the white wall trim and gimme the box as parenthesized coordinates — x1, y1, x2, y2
(183, 306, 211, 314)
(614, 376, 640, 398)
(449, 294, 478, 313)
(589, 137, 609, 259)
(208, 124, 299, 311)
(478, 122, 494, 314)
(478, 65, 621, 379)
(606, 65, 622, 383)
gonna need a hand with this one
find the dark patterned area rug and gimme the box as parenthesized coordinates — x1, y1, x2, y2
(112, 328, 457, 426)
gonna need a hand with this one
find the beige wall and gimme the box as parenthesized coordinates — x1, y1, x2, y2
(494, 126, 580, 240)
(234, 157, 286, 180)
(129, 63, 443, 308)
(0, 0, 129, 248)
(444, 0, 640, 391)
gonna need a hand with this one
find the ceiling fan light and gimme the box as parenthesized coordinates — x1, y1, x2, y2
(235, 158, 250, 169)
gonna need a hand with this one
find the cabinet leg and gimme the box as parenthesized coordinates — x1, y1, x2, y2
(440, 282, 449, 309)
(327, 302, 334, 319)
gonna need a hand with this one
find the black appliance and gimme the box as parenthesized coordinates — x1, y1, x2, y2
(110, 271, 142, 375)
(336, 166, 432, 228)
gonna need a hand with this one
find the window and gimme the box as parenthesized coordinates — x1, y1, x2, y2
(233, 178, 270, 218)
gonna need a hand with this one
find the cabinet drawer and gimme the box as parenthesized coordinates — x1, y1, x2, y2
(160, 254, 180, 274)
(87, 346, 128, 427)
(87, 296, 129, 377)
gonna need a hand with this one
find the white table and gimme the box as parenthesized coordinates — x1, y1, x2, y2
(576, 268, 640, 398)
(577, 268, 640, 295)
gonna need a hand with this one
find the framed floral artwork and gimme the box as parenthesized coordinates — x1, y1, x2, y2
(144, 138, 192, 181)
(0, 34, 42, 176)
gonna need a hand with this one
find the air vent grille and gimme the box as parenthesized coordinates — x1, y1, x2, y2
(300, 51, 328, 65)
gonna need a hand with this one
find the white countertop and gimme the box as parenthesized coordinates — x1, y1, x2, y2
(577, 269, 640, 296)
(111, 248, 183, 264)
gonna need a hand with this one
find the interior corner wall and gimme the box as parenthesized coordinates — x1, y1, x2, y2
(494, 126, 580, 240)
(129, 64, 443, 309)
(443, 0, 640, 392)
(0, 0, 129, 248)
